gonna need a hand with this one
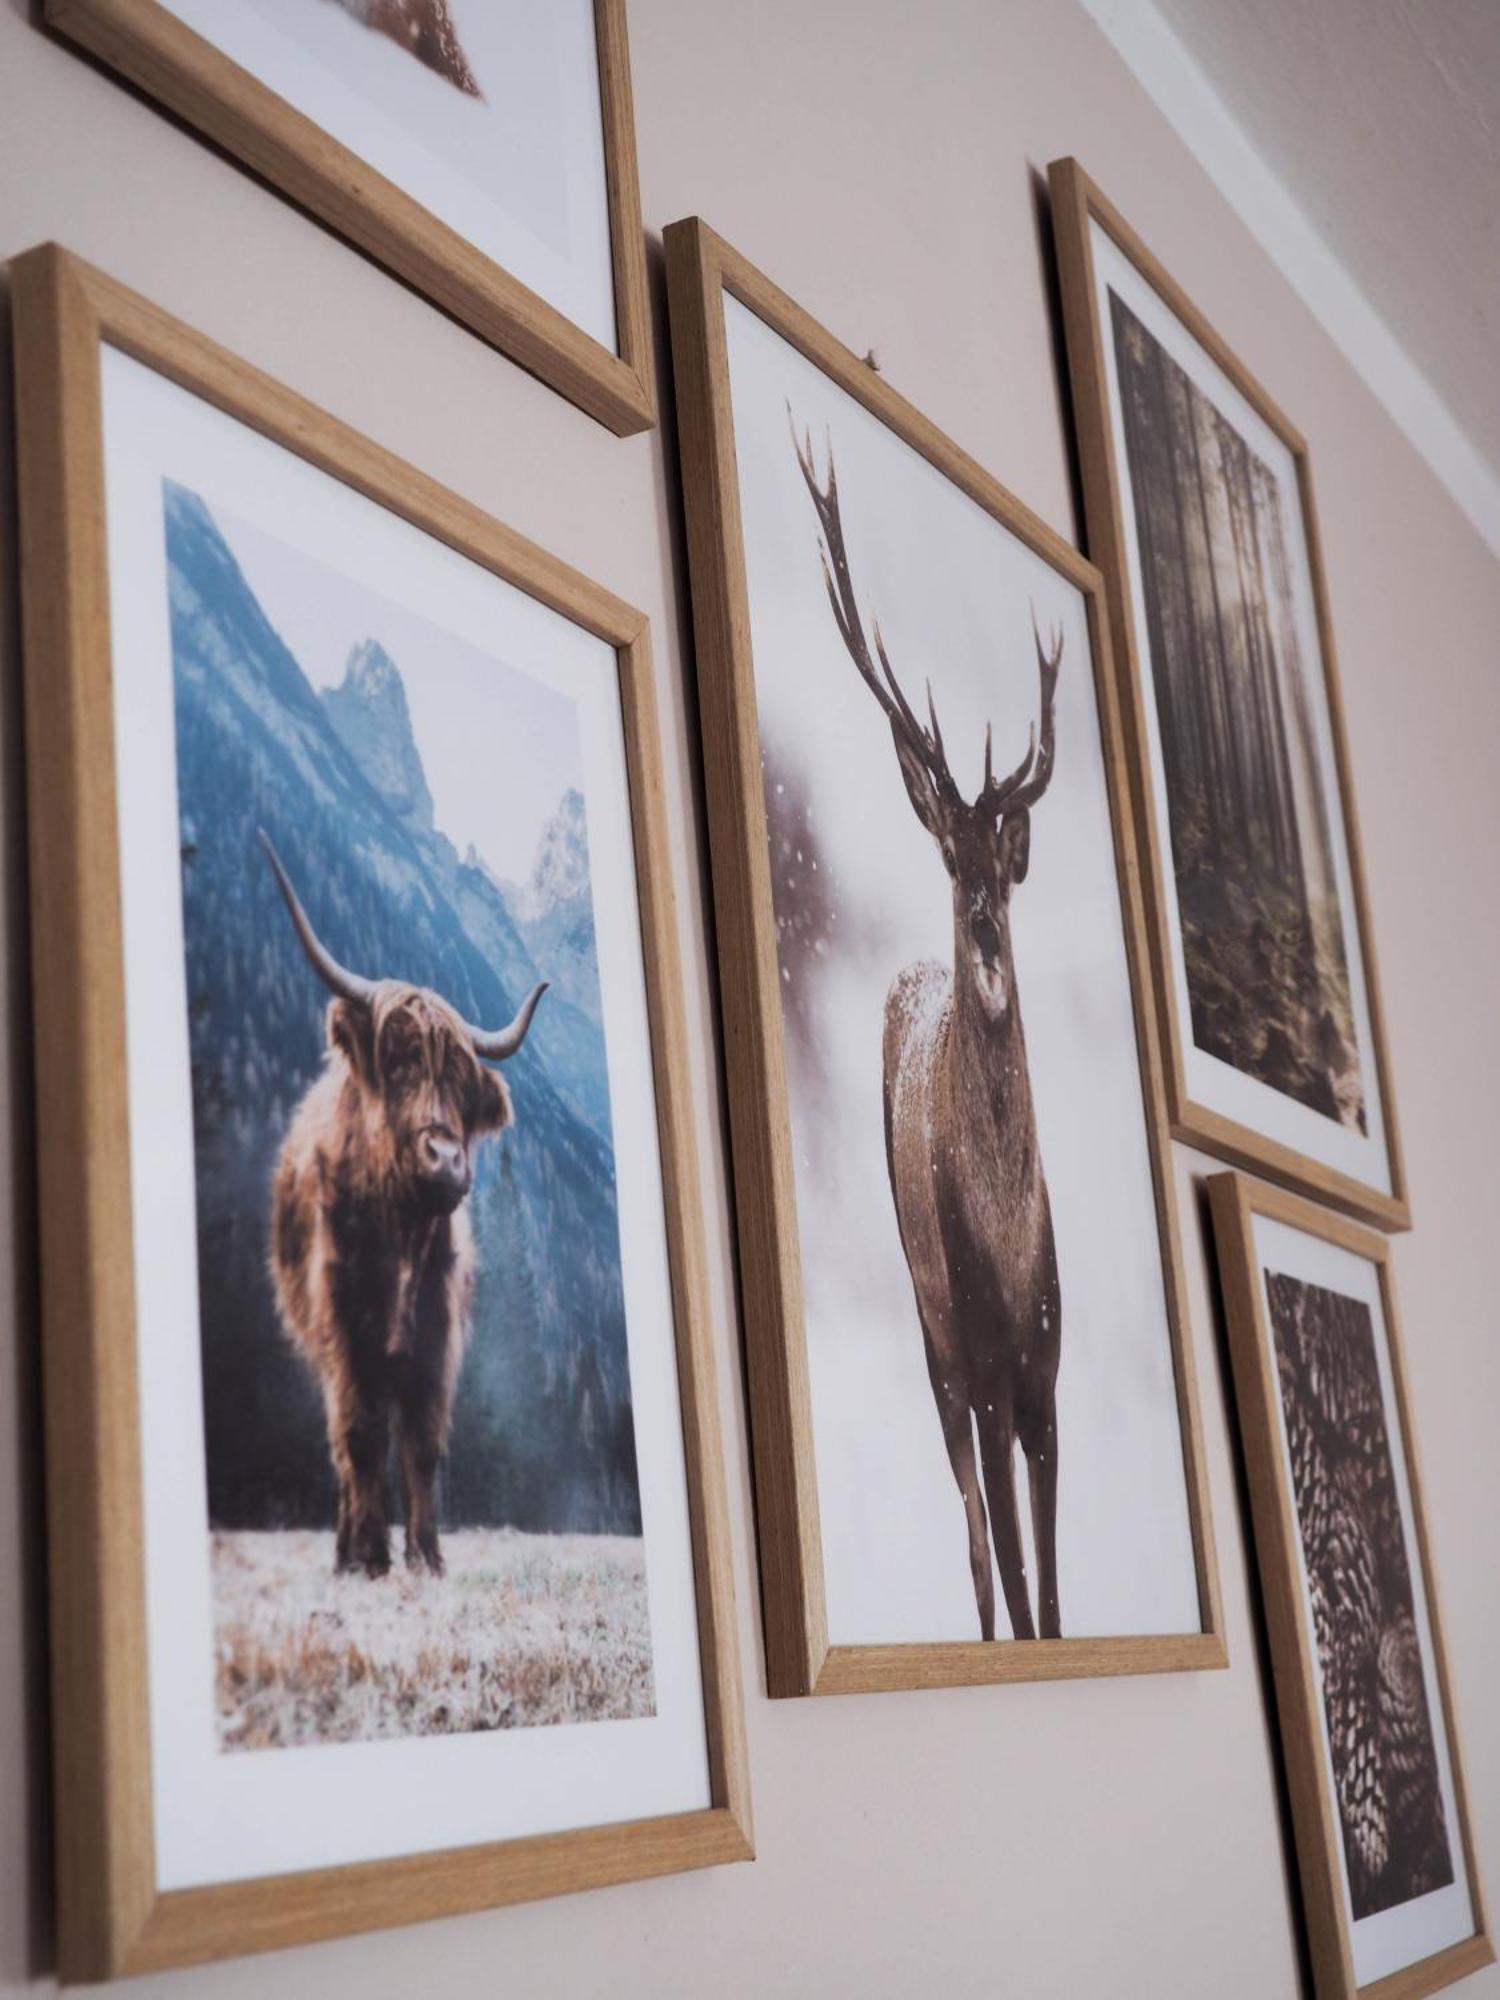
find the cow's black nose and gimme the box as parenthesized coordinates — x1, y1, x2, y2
(420, 1129, 466, 1186)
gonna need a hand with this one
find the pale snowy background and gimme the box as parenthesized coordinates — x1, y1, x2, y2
(724, 296, 1203, 1644)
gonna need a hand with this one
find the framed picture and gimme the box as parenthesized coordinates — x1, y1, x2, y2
(664, 217, 1223, 1697)
(1049, 158, 1409, 1231)
(10, 243, 749, 1980)
(1208, 1174, 1490, 1998)
(45, 0, 656, 435)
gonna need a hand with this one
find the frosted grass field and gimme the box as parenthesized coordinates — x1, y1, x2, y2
(212, 1528, 655, 1750)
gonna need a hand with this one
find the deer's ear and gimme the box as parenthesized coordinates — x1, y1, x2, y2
(999, 808, 1031, 884)
(328, 997, 375, 1082)
(890, 731, 949, 842)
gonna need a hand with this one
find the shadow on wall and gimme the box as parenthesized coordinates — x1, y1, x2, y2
(0, 271, 55, 1986)
(1029, 160, 1088, 554)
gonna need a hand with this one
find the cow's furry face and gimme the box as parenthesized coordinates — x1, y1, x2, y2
(329, 983, 512, 1214)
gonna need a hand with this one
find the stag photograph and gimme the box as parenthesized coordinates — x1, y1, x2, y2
(719, 296, 1206, 1650)
(1263, 1269, 1453, 1921)
(162, 474, 655, 1752)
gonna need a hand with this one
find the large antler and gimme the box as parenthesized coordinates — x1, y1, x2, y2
(790, 413, 961, 810)
(976, 610, 1062, 821)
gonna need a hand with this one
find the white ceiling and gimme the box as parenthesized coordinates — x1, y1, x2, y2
(1150, 0, 1500, 479)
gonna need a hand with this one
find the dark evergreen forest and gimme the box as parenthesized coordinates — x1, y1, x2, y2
(167, 482, 642, 1539)
(1110, 292, 1366, 1132)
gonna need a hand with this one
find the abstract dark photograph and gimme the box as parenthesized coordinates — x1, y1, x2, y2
(1110, 290, 1366, 1133)
(166, 478, 652, 1751)
(1265, 1271, 1452, 1918)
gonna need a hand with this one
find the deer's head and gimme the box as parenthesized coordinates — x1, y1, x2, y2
(792, 420, 1062, 1018)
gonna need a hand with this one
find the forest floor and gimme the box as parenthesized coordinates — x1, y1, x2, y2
(1178, 861, 1367, 1133)
(211, 1527, 655, 1750)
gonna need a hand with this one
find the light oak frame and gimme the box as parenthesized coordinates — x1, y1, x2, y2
(664, 216, 1225, 1698)
(1208, 1172, 1491, 2000)
(1049, 157, 1410, 1232)
(9, 242, 750, 1982)
(45, 0, 658, 436)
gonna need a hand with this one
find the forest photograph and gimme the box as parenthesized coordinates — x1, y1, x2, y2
(1265, 1271, 1452, 1919)
(1110, 289, 1367, 1133)
(165, 477, 652, 1751)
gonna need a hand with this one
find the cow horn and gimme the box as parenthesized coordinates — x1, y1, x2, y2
(466, 981, 549, 1063)
(259, 830, 377, 1007)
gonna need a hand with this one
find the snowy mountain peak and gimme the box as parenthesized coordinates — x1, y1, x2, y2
(320, 640, 434, 832)
(498, 790, 599, 1026)
(463, 841, 506, 894)
(512, 788, 589, 922)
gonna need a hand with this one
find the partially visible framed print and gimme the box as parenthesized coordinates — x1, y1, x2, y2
(1050, 158, 1409, 1231)
(11, 243, 748, 1980)
(665, 217, 1223, 1697)
(45, 0, 656, 434)
(1209, 1174, 1490, 1999)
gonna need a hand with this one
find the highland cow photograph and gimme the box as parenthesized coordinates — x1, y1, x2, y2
(85, 343, 714, 1895)
(1265, 1270, 1453, 1920)
(165, 477, 653, 1752)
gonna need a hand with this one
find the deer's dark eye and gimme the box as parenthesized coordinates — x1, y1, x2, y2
(940, 839, 957, 876)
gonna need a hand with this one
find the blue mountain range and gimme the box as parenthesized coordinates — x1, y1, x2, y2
(167, 481, 640, 1534)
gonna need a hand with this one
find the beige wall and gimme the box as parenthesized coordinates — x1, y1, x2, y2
(2, 2, 1496, 1993)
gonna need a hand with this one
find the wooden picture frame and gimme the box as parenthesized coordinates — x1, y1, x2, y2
(664, 216, 1224, 1697)
(1049, 158, 1409, 1232)
(45, 0, 657, 436)
(1208, 1173, 1490, 1998)
(10, 242, 749, 1982)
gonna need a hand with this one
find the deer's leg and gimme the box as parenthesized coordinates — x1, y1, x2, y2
(1020, 1396, 1060, 1640)
(921, 1332, 994, 1638)
(975, 1400, 1035, 1641)
(942, 1401, 994, 1641)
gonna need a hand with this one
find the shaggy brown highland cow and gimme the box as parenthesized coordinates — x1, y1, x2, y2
(261, 832, 546, 1578)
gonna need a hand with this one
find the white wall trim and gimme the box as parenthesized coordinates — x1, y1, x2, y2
(1078, 0, 1500, 563)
